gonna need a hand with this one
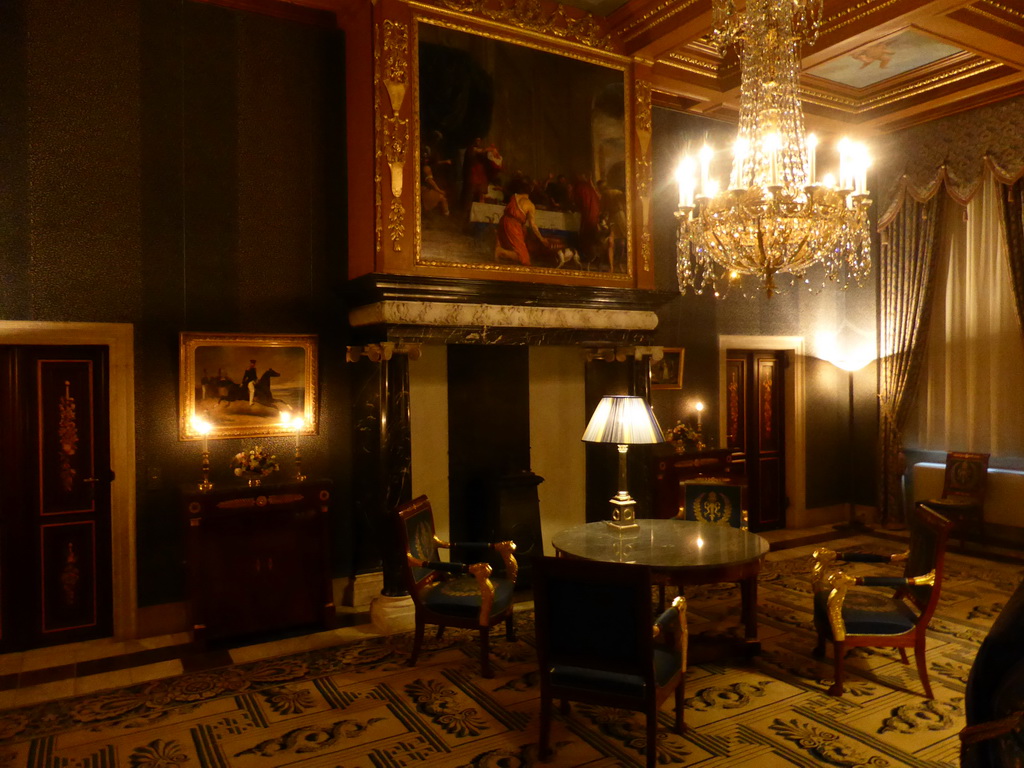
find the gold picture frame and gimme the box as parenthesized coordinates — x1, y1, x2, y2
(414, 17, 633, 280)
(179, 333, 318, 440)
(651, 348, 684, 390)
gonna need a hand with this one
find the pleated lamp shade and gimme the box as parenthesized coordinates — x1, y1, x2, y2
(582, 395, 666, 445)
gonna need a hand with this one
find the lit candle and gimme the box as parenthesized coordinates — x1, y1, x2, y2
(699, 144, 713, 195)
(676, 157, 696, 207)
(806, 133, 818, 185)
(695, 401, 704, 429)
(293, 417, 304, 448)
(838, 137, 851, 189)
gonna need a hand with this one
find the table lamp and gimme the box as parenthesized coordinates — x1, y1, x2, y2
(583, 395, 666, 530)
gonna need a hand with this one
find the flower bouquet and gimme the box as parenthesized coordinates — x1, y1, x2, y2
(231, 446, 279, 486)
(665, 421, 703, 452)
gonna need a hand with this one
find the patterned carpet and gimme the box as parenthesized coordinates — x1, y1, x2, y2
(0, 535, 1020, 767)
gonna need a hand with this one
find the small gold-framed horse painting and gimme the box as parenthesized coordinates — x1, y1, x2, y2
(179, 333, 317, 440)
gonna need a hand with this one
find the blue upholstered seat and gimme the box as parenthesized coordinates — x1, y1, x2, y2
(423, 576, 516, 620)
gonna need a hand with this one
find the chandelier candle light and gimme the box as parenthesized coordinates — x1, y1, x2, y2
(676, 0, 873, 298)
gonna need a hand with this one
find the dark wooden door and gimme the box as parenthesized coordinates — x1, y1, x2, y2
(725, 349, 787, 531)
(0, 346, 113, 651)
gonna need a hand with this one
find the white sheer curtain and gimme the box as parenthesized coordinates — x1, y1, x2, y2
(905, 174, 1024, 460)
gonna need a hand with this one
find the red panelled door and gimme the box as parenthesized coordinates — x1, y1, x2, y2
(0, 346, 113, 651)
(725, 349, 787, 532)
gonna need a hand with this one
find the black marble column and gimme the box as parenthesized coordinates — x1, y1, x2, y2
(350, 351, 413, 597)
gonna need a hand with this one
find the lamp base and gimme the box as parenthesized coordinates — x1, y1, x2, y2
(606, 495, 639, 531)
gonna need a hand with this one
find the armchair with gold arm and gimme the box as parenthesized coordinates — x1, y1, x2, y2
(394, 495, 518, 678)
(810, 502, 953, 697)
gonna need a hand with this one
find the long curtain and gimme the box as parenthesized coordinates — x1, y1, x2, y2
(904, 176, 1024, 457)
(1001, 177, 1024, 330)
(877, 189, 945, 524)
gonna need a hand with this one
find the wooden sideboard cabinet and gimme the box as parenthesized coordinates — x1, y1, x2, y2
(651, 447, 738, 519)
(183, 480, 335, 644)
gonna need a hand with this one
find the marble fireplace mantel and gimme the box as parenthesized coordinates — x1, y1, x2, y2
(345, 274, 673, 346)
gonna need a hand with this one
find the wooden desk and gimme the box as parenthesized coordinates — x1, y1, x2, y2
(551, 519, 769, 652)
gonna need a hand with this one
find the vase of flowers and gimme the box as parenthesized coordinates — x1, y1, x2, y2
(665, 421, 704, 453)
(231, 446, 279, 486)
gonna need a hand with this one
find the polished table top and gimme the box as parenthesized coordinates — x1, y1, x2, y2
(550, 519, 770, 572)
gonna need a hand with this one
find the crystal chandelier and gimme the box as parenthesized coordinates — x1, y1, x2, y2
(675, 0, 873, 298)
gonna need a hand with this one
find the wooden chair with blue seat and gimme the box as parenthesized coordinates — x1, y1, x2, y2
(920, 451, 989, 549)
(533, 555, 687, 768)
(656, 477, 749, 608)
(679, 477, 748, 529)
(810, 501, 953, 697)
(394, 494, 518, 678)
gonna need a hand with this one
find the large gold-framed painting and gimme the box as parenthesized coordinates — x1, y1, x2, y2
(415, 20, 631, 278)
(179, 333, 318, 440)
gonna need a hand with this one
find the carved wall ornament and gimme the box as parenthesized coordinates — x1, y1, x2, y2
(61, 541, 80, 606)
(384, 116, 409, 198)
(430, 0, 614, 51)
(635, 79, 652, 155)
(346, 343, 423, 363)
(641, 231, 652, 274)
(389, 198, 406, 252)
(57, 379, 78, 492)
(761, 374, 773, 440)
(383, 20, 410, 115)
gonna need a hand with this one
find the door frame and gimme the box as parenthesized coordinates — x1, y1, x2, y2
(0, 321, 137, 640)
(718, 335, 807, 528)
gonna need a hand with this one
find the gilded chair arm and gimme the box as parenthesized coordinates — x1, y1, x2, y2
(811, 548, 839, 592)
(468, 562, 496, 627)
(816, 565, 856, 642)
(407, 553, 470, 574)
(835, 550, 910, 564)
(653, 596, 688, 670)
(493, 540, 518, 584)
(857, 570, 935, 588)
(436, 539, 518, 583)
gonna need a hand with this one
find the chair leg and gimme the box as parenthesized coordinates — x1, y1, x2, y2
(915, 634, 933, 699)
(645, 707, 658, 768)
(898, 647, 909, 664)
(539, 692, 553, 762)
(435, 625, 446, 640)
(505, 613, 516, 642)
(828, 641, 845, 696)
(409, 619, 426, 667)
(479, 626, 493, 678)
(674, 680, 685, 734)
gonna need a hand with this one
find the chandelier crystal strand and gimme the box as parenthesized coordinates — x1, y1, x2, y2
(676, 0, 872, 298)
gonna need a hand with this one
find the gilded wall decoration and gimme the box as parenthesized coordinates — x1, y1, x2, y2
(384, 115, 410, 198)
(761, 372, 773, 440)
(390, 198, 406, 252)
(383, 20, 410, 115)
(61, 542, 80, 606)
(429, 0, 613, 51)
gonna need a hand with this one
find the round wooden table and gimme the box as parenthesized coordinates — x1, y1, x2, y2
(551, 519, 770, 652)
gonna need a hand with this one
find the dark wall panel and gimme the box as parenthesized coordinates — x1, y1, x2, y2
(2, 0, 348, 606)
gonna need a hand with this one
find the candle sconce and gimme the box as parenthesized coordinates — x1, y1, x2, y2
(192, 416, 214, 492)
(282, 414, 307, 482)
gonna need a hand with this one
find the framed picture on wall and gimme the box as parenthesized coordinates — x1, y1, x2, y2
(651, 348, 684, 390)
(179, 333, 318, 440)
(415, 19, 632, 280)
